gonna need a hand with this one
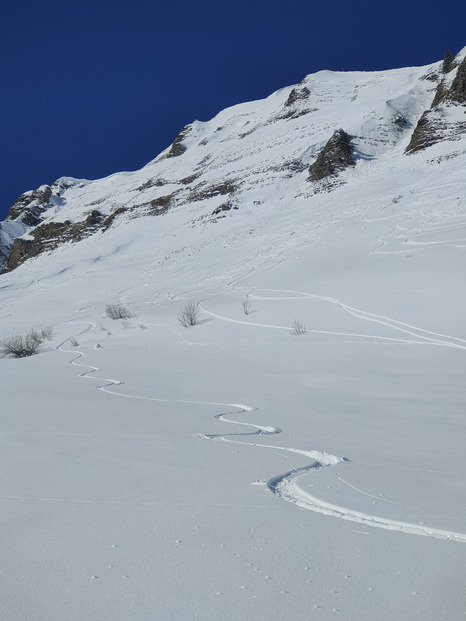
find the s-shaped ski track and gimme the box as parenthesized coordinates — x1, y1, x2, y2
(59, 321, 466, 543)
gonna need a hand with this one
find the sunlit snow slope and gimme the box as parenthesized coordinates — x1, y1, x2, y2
(1, 51, 465, 621)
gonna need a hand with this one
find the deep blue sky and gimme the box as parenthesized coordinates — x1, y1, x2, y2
(1, 0, 464, 220)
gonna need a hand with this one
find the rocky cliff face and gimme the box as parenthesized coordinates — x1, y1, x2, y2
(405, 49, 466, 154)
(0, 178, 84, 272)
(2, 210, 114, 273)
(0, 185, 54, 270)
(5, 184, 53, 224)
(308, 129, 355, 184)
(1, 46, 463, 273)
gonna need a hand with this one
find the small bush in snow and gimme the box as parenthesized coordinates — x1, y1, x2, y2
(0, 329, 47, 358)
(40, 326, 53, 341)
(241, 296, 252, 315)
(69, 337, 79, 347)
(105, 303, 133, 320)
(178, 300, 200, 327)
(290, 319, 306, 336)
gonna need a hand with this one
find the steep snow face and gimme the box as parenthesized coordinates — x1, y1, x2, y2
(0, 58, 441, 272)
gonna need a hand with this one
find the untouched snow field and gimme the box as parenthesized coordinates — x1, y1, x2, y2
(1, 62, 466, 619)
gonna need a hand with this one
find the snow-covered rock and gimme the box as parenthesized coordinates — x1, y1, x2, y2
(406, 47, 466, 153)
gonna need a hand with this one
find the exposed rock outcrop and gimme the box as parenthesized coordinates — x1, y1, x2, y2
(189, 180, 238, 202)
(1, 210, 114, 273)
(285, 85, 310, 107)
(277, 83, 317, 120)
(442, 49, 455, 75)
(447, 56, 466, 103)
(406, 50, 466, 154)
(404, 110, 443, 153)
(309, 129, 355, 182)
(6, 185, 53, 225)
(166, 125, 191, 158)
(0, 178, 90, 271)
(0, 184, 56, 271)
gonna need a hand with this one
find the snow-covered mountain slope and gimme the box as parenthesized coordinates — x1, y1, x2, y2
(1, 49, 465, 621)
(4, 48, 466, 273)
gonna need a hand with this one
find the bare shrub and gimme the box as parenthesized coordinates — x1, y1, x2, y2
(241, 296, 252, 315)
(69, 337, 79, 347)
(178, 300, 200, 327)
(290, 319, 306, 336)
(40, 326, 53, 341)
(1, 329, 45, 358)
(105, 303, 133, 320)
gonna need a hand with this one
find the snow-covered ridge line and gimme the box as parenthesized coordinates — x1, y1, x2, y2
(2, 48, 458, 274)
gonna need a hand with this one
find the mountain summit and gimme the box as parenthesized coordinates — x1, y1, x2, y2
(1, 46, 465, 273)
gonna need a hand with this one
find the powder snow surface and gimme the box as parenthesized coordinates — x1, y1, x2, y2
(1, 60, 465, 620)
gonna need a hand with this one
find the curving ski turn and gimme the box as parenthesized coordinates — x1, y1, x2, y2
(201, 409, 466, 543)
(59, 315, 466, 544)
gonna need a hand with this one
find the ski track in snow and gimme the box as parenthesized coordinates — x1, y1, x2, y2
(202, 411, 466, 543)
(199, 288, 466, 350)
(58, 319, 466, 543)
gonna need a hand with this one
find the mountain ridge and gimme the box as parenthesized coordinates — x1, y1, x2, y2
(1, 47, 465, 274)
